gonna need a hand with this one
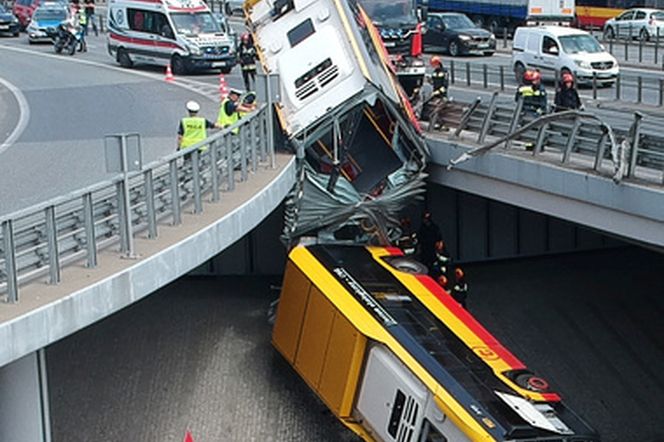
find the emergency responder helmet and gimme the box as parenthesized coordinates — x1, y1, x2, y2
(430, 56, 442, 68)
(241, 32, 251, 42)
(562, 72, 574, 84)
(455, 267, 465, 280)
(523, 69, 541, 84)
(229, 88, 242, 97)
(186, 100, 200, 113)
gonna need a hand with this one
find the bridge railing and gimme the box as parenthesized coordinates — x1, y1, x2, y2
(449, 92, 664, 183)
(0, 105, 275, 303)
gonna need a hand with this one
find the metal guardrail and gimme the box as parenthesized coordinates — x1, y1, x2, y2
(0, 106, 275, 303)
(452, 93, 664, 184)
(445, 60, 664, 108)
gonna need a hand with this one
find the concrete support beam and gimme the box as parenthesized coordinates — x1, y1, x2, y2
(0, 350, 51, 442)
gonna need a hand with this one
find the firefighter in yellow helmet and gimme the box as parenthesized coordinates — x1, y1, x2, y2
(177, 100, 219, 151)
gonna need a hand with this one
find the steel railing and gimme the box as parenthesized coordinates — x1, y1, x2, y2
(0, 105, 275, 303)
(450, 93, 664, 184)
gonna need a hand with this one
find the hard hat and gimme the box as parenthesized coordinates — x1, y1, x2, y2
(430, 56, 442, 67)
(186, 100, 200, 112)
(455, 267, 464, 280)
(241, 32, 250, 42)
(523, 69, 536, 83)
(531, 69, 542, 82)
(437, 275, 448, 288)
(562, 72, 574, 84)
(229, 88, 242, 96)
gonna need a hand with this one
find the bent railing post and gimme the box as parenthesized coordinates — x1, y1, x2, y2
(454, 97, 482, 137)
(563, 119, 582, 163)
(478, 92, 498, 144)
(505, 96, 523, 150)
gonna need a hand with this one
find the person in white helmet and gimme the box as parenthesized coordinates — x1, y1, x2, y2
(177, 100, 219, 150)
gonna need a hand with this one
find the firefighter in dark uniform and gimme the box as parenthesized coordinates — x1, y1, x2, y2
(554, 72, 583, 112)
(430, 239, 451, 279)
(426, 56, 449, 130)
(451, 267, 468, 309)
(238, 33, 258, 91)
(515, 69, 547, 150)
(516, 69, 547, 116)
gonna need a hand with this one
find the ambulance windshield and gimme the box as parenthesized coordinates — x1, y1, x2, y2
(171, 12, 220, 35)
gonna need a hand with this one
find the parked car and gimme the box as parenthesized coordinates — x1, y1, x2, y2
(512, 26, 619, 86)
(222, 0, 243, 16)
(603, 8, 664, 41)
(26, 3, 68, 43)
(0, 4, 21, 36)
(423, 12, 496, 57)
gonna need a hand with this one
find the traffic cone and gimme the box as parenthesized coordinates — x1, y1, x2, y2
(218, 73, 229, 99)
(165, 64, 174, 82)
(183, 430, 194, 442)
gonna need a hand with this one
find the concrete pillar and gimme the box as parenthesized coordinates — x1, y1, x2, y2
(0, 350, 51, 442)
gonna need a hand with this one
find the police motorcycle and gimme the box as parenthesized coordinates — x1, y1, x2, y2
(49, 19, 82, 56)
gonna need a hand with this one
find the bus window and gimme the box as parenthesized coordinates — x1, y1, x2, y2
(419, 419, 448, 442)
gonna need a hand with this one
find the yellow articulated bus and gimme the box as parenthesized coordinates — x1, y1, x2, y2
(273, 244, 599, 441)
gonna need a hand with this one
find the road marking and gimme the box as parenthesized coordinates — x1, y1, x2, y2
(0, 43, 222, 102)
(0, 76, 30, 155)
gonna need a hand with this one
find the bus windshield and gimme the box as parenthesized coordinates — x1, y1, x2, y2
(559, 34, 603, 54)
(170, 12, 220, 35)
(359, 0, 416, 25)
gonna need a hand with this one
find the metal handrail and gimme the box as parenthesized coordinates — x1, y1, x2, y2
(0, 105, 275, 303)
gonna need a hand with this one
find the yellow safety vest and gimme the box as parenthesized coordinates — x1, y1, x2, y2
(180, 117, 207, 149)
(217, 98, 240, 134)
(79, 13, 87, 25)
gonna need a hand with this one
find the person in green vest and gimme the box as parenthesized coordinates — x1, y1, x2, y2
(177, 100, 219, 151)
(216, 89, 255, 134)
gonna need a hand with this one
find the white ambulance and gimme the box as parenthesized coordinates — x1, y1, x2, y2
(106, 0, 237, 74)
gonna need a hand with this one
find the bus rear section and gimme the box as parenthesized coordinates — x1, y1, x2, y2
(272, 244, 600, 441)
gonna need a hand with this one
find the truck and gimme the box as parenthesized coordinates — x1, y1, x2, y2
(420, 0, 575, 33)
(358, 0, 426, 98)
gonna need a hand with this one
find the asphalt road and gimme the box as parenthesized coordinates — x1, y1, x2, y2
(47, 246, 664, 442)
(0, 32, 247, 215)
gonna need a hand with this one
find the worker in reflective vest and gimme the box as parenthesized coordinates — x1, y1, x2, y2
(178, 100, 218, 150)
(217, 89, 254, 134)
(77, 8, 87, 52)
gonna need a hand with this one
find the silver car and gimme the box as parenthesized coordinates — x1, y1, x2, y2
(603, 8, 664, 41)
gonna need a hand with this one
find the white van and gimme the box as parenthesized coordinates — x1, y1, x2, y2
(107, 0, 237, 74)
(512, 26, 619, 85)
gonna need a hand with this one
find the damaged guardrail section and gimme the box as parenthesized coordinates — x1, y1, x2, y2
(0, 106, 274, 303)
